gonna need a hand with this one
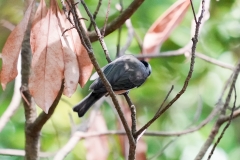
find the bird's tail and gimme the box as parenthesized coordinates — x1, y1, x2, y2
(73, 92, 105, 117)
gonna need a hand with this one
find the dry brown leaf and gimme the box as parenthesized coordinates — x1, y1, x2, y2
(0, 0, 35, 90)
(118, 98, 147, 159)
(57, 11, 79, 97)
(30, 0, 47, 53)
(61, 41, 79, 97)
(142, 0, 190, 54)
(61, 3, 93, 87)
(29, 0, 64, 113)
(85, 113, 109, 160)
(72, 9, 93, 87)
(77, 40, 93, 88)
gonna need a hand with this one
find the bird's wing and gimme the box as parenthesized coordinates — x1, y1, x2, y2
(90, 65, 109, 81)
(89, 61, 126, 92)
(110, 70, 136, 91)
(90, 54, 148, 92)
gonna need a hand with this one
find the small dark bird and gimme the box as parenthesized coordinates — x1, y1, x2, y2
(73, 55, 151, 117)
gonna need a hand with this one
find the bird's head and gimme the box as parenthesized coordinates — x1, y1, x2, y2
(140, 60, 151, 76)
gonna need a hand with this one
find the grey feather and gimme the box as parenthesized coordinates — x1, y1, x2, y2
(73, 54, 151, 117)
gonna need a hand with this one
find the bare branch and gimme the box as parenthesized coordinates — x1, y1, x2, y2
(0, 19, 15, 31)
(52, 105, 240, 159)
(196, 52, 234, 70)
(194, 60, 240, 160)
(89, 0, 145, 42)
(124, 94, 137, 134)
(0, 149, 54, 157)
(102, 0, 112, 36)
(80, 0, 111, 62)
(155, 85, 174, 115)
(88, 0, 102, 31)
(136, 48, 234, 71)
(119, 19, 135, 55)
(190, 0, 197, 23)
(0, 54, 21, 132)
(115, 2, 124, 57)
(21, 13, 38, 160)
(207, 86, 237, 160)
(67, 0, 135, 148)
(135, 0, 206, 138)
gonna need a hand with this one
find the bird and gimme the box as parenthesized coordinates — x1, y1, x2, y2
(73, 54, 151, 117)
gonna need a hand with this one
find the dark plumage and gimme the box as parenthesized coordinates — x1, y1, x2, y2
(73, 55, 151, 117)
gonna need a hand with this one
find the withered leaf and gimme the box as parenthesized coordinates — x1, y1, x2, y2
(29, 0, 64, 113)
(0, 0, 35, 90)
(142, 0, 190, 54)
(58, 14, 79, 97)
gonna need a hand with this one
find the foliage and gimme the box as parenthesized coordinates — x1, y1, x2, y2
(0, 0, 240, 160)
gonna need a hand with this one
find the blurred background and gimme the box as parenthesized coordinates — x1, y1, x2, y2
(0, 0, 240, 159)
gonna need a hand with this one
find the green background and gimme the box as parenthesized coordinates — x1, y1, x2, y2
(0, 0, 240, 159)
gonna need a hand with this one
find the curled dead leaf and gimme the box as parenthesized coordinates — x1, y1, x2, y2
(29, 0, 64, 113)
(63, 2, 93, 87)
(56, 5, 79, 97)
(142, 0, 190, 55)
(0, 0, 35, 90)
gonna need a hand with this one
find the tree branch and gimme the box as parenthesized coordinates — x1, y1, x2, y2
(67, 0, 135, 147)
(88, 0, 145, 42)
(194, 60, 240, 160)
(0, 149, 54, 158)
(135, 0, 206, 138)
(136, 48, 234, 71)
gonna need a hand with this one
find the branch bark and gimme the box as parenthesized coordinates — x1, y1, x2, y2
(66, 1, 137, 159)
(194, 60, 240, 160)
(135, 0, 206, 139)
(20, 1, 64, 159)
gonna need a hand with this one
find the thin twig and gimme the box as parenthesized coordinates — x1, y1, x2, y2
(148, 137, 178, 160)
(207, 86, 237, 160)
(80, 0, 111, 62)
(74, 1, 138, 159)
(155, 85, 174, 115)
(196, 52, 234, 70)
(0, 149, 54, 157)
(52, 107, 240, 159)
(124, 94, 137, 135)
(190, 0, 197, 23)
(192, 96, 203, 124)
(116, 2, 124, 57)
(88, 0, 102, 31)
(119, 19, 135, 55)
(67, 0, 134, 146)
(134, 31, 143, 51)
(194, 60, 240, 160)
(135, 0, 205, 138)
(136, 49, 234, 71)
(145, 105, 220, 137)
(102, 0, 112, 36)
(116, 25, 122, 57)
(89, 0, 146, 42)
(0, 19, 15, 31)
